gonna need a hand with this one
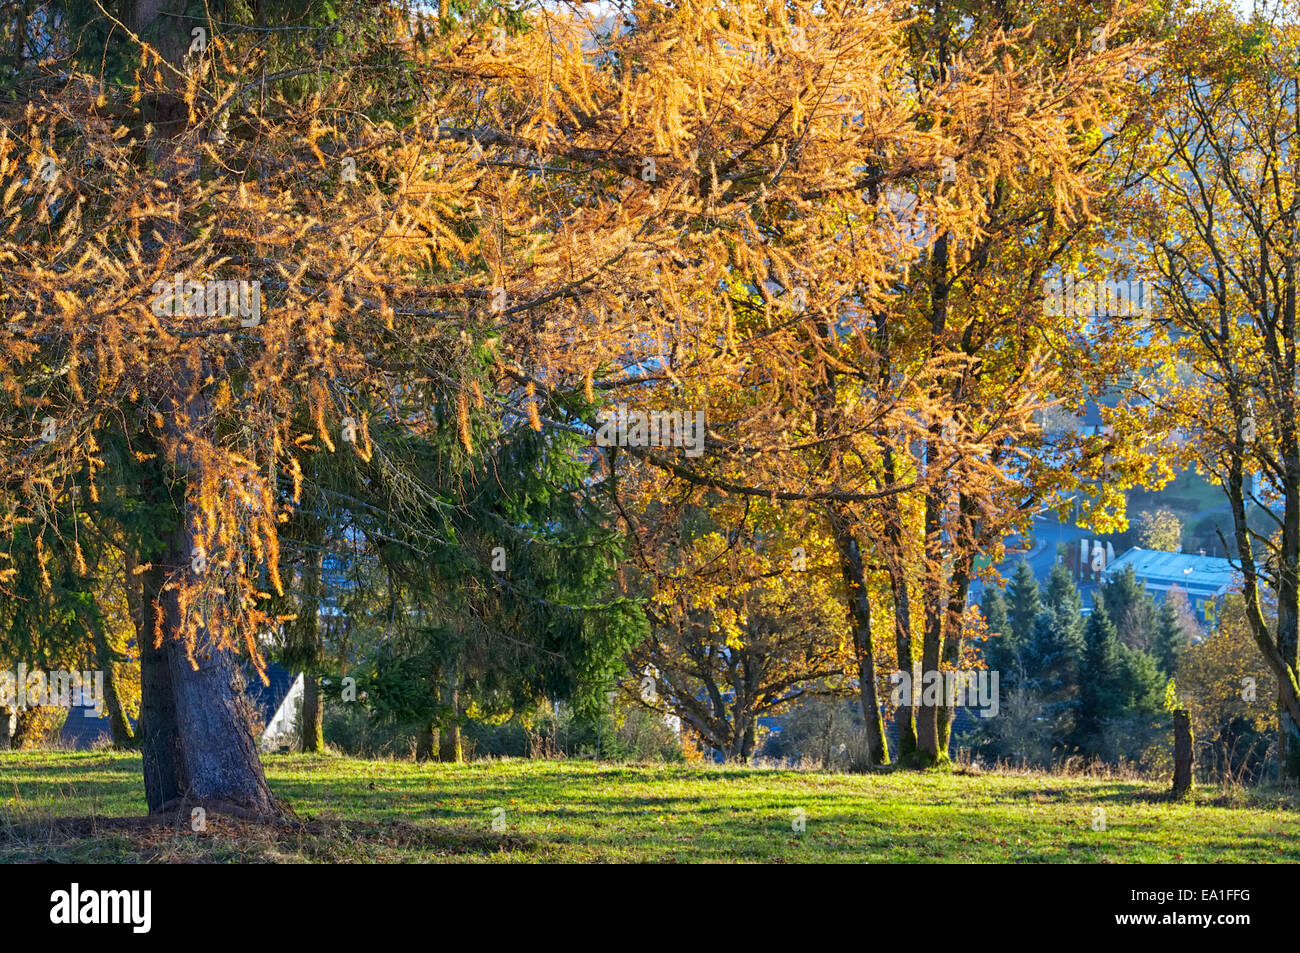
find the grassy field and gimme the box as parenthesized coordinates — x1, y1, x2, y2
(3, 751, 1299, 863)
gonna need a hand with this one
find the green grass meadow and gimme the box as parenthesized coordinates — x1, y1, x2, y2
(3, 752, 1299, 863)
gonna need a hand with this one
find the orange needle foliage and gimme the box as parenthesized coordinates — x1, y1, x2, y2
(0, 0, 1144, 683)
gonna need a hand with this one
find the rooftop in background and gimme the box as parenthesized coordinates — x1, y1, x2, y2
(1103, 547, 1240, 606)
(60, 661, 302, 751)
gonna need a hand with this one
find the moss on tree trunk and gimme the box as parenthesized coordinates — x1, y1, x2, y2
(437, 660, 463, 763)
(300, 674, 325, 753)
(89, 615, 135, 749)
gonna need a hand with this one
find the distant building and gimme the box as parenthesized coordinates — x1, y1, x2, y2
(1063, 537, 1115, 585)
(60, 661, 303, 751)
(1102, 548, 1239, 623)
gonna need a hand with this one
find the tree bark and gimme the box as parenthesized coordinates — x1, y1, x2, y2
(937, 494, 976, 756)
(89, 614, 135, 748)
(134, 373, 281, 816)
(159, 513, 279, 813)
(438, 662, 463, 763)
(300, 674, 325, 753)
(829, 506, 889, 766)
(139, 506, 279, 815)
(738, 718, 756, 762)
(916, 472, 944, 764)
(438, 720, 462, 762)
(415, 721, 438, 761)
(11, 708, 57, 749)
(1282, 699, 1300, 782)
(288, 521, 326, 753)
(118, 0, 280, 818)
(1224, 439, 1300, 782)
(913, 7, 953, 768)
(881, 447, 918, 763)
(138, 556, 184, 812)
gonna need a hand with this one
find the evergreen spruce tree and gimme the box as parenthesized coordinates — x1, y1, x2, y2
(1024, 564, 1087, 744)
(1100, 565, 1157, 652)
(1151, 595, 1190, 676)
(1006, 560, 1042, 659)
(334, 409, 646, 760)
(1117, 644, 1167, 715)
(1044, 561, 1083, 621)
(980, 586, 1014, 680)
(1075, 600, 1124, 755)
(981, 586, 1009, 641)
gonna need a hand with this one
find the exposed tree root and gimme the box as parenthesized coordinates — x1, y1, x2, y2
(153, 794, 301, 826)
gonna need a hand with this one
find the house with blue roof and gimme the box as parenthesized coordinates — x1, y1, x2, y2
(60, 661, 304, 751)
(1102, 547, 1240, 623)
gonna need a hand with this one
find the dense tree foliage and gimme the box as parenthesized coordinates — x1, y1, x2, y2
(6, 0, 1300, 806)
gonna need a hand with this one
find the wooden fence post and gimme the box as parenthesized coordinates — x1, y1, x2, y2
(1172, 709, 1194, 798)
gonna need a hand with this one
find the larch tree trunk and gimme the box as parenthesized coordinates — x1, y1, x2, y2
(881, 448, 917, 763)
(288, 521, 326, 753)
(915, 213, 952, 767)
(936, 493, 976, 756)
(138, 463, 279, 815)
(155, 369, 280, 815)
(138, 553, 184, 812)
(122, 0, 282, 817)
(416, 722, 439, 761)
(11, 708, 49, 749)
(300, 674, 325, 753)
(438, 661, 463, 763)
(829, 506, 889, 766)
(915, 473, 945, 765)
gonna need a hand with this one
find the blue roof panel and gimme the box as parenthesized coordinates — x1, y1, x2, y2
(1104, 547, 1239, 595)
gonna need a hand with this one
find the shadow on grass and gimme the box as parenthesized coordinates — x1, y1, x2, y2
(1, 807, 535, 863)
